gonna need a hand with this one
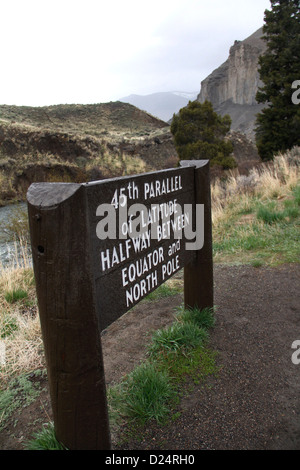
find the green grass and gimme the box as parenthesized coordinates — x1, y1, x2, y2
(1, 369, 60, 451)
(176, 306, 216, 330)
(155, 345, 218, 386)
(256, 204, 286, 224)
(213, 184, 300, 266)
(147, 307, 216, 386)
(147, 322, 209, 356)
(256, 198, 299, 225)
(108, 305, 217, 434)
(26, 423, 67, 450)
(145, 281, 182, 301)
(120, 362, 175, 424)
(0, 312, 18, 338)
(293, 184, 300, 205)
(4, 288, 28, 304)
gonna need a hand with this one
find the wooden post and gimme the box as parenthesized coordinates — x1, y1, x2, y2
(27, 183, 111, 450)
(180, 160, 214, 311)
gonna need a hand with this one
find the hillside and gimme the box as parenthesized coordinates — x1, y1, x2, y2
(0, 102, 168, 139)
(0, 102, 177, 205)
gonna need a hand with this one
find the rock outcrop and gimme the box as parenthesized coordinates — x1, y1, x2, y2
(198, 28, 267, 140)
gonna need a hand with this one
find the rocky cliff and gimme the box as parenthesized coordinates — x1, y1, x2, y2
(198, 28, 267, 140)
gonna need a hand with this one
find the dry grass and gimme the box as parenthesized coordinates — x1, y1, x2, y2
(211, 148, 300, 225)
(0, 102, 168, 140)
(86, 144, 147, 179)
(0, 245, 44, 387)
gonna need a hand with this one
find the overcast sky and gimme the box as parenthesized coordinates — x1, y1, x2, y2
(0, 0, 270, 107)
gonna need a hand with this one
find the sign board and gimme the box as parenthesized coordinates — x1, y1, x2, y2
(86, 166, 198, 330)
(27, 160, 213, 450)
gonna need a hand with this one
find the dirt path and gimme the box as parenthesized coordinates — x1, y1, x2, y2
(1, 263, 299, 450)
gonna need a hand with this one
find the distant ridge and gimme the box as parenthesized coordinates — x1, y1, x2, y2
(120, 91, 198, 122)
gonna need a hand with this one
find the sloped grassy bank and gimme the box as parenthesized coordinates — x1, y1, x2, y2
(211, 149, 300, 266)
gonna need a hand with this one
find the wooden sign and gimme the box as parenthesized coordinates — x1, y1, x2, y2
(86, 165, 197, 330)
(27, 159, 213, 450)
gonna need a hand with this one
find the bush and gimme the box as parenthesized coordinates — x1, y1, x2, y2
(170, 100, 236, 169)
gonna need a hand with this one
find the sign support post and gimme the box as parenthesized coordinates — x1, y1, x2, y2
(27, 183, 111, 450)
(180, 160, 213, 311)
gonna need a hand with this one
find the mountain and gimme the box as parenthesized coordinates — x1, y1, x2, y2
(197, 27, 267, 140)
(119, 91, 198, 122)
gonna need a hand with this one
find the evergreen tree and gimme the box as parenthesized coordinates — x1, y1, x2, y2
(170, 100, 236, 169)
(255, 0, 300, 160)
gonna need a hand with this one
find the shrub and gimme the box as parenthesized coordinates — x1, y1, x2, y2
(170, 100, 235, 169)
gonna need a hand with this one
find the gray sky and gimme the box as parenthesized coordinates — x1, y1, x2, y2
(0, 0, 270, 106)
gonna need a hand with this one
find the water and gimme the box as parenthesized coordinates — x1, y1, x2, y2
(0, 202, 28, 266)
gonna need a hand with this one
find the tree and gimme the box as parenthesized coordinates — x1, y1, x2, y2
(255, 0, 300, 160)
(170, 100, 236, 169)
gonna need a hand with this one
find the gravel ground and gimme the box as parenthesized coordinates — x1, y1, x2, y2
(111, 263, 300, 450)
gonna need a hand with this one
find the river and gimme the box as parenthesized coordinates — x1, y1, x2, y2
(0, 202, 30, 266)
